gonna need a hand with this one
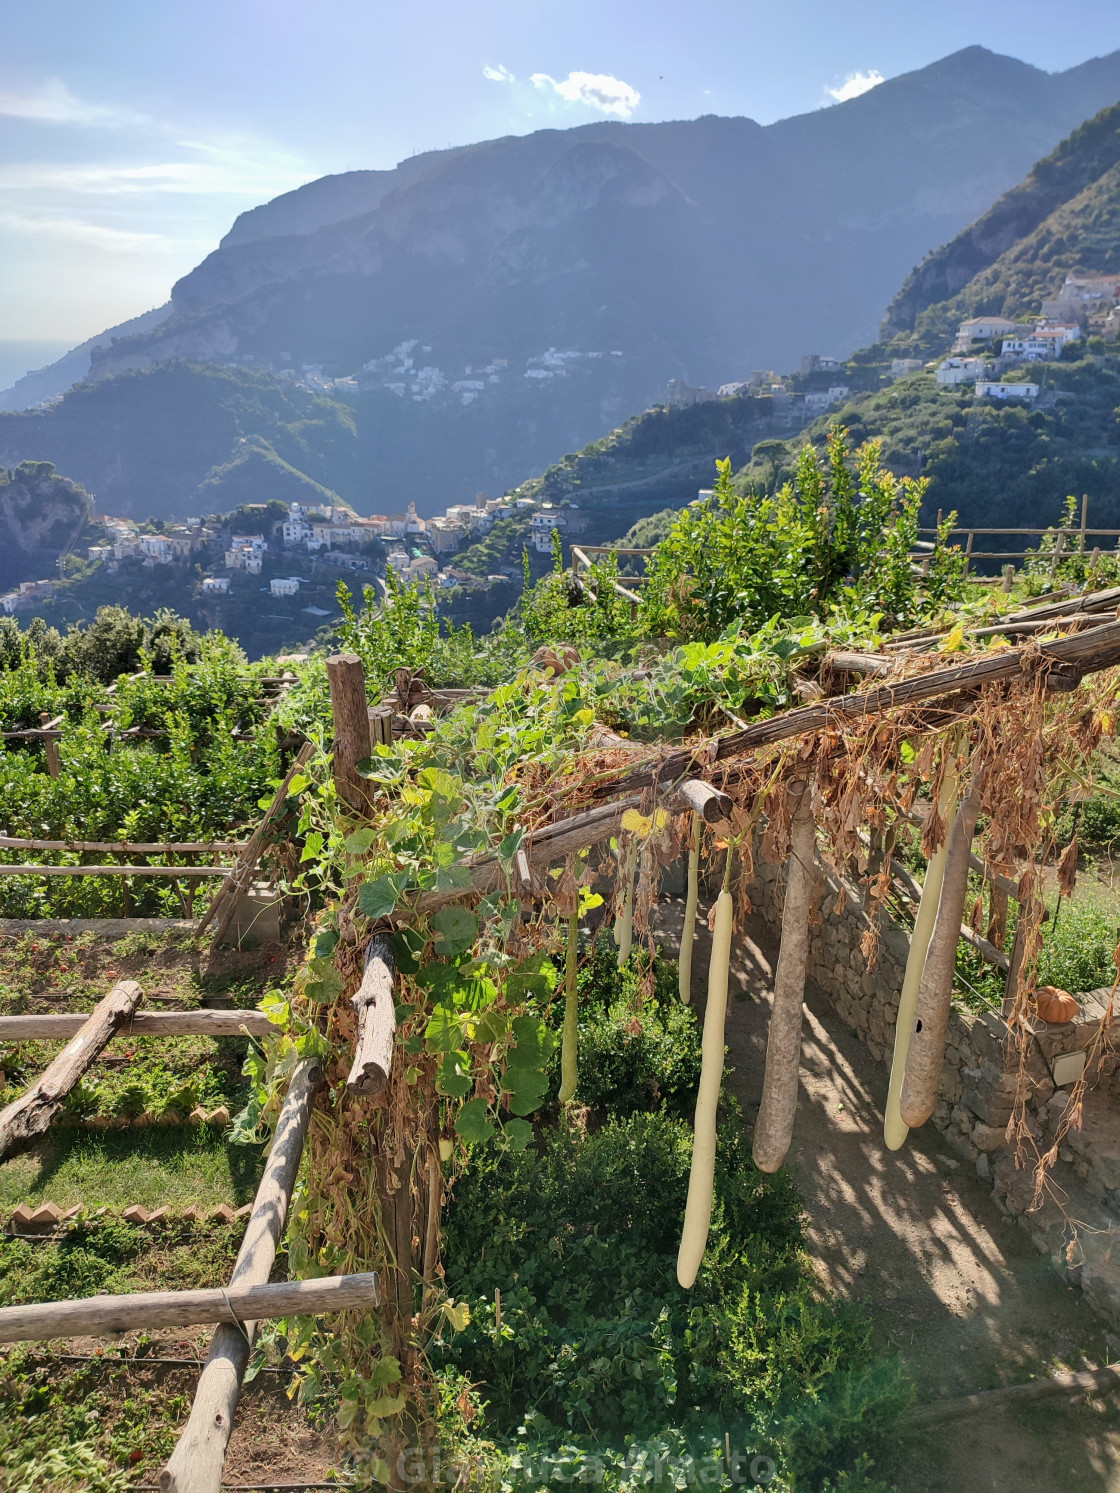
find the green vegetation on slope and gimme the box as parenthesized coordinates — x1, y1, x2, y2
(0, 363, 358, 521)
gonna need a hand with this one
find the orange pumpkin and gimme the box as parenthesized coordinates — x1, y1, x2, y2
(1035, 986, 1080, 1024)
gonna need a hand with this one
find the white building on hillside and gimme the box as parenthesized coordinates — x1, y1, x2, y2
(270, 577, 300, 596)
(937, 357, 986, 387)
(953, 316, 1019, 351)
(975, 381, 1038, 401)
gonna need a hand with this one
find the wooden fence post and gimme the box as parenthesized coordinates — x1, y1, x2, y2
(40, 712, 60, 779)
(327, 653, 371, 812)
(347, 936, 397, 1096)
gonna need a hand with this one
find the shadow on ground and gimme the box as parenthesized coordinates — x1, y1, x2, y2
(653, 895, 1120, 1492)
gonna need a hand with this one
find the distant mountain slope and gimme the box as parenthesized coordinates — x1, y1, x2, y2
(0, 305, 172, 413)
(0, 364, 359, 520)
(738, 104, 1120, 533)
(91, 47, 1120, 396)
(8, 45, 1120, 521)
(882, 102, 1120, 341)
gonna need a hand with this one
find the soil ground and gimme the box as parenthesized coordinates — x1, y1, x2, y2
(653, 893, 1120, 1492)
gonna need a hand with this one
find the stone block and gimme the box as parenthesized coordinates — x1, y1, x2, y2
(971, 1122, 1010, 1153)
(7, 1204, 34, 1231)
(211, 1204, 236, 1225)
(28, 1202, 62, 1227)
(123, 1205, 151, 1224)
(234, 1203, 253, 1220)
(206, 1105, 231, 1128)
(144, 1207, 169, 1226)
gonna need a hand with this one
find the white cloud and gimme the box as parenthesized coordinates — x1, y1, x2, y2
(826, 70, 885, 104)
(530, 71, 640, 119)
(0, 77, 147, 128)
(483, 63, 514, 83)
(0, 212, 178, 253)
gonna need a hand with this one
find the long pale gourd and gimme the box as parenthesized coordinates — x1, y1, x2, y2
(899, 775, 983, 1129)
(615, 846, 635, 966)
(753, 781, 816, 1174)
(677, 886, 734, 1288)
(679, 814, 701, 1003)
(559, 913, 579, 1103)
(884, 758, 960, 1151)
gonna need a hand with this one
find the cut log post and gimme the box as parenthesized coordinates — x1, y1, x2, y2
(368, 705, 394, 750)
(40, 713, 60, 779)
(0, 1271, 378, 1345)
(327, 653, 372, 813)
(671, 778, 734, 824)
(0, 980, 141, 1160)
(0, 1010, 272, 1040)
(826, 650, 893, 677)
(346, 935, 397, 1097)
(753, 779, 817, 1173)
(899, 776, 984, 1129)
(196, 740, 314, 943)
(158, 1056, 321, 1493)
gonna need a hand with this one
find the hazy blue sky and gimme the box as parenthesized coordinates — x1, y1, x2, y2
(3, 0, 1120, 345)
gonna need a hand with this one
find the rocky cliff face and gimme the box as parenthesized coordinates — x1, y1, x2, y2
(882, 102, 1120, 337)
(0, 462, 90, 588)
(84, 45, 1120, 393)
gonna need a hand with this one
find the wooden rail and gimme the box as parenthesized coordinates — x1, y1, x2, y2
(0, 836, 245, 854)
(159, 1057, 321, 1493)
(0, 981, 142, 1160)
(0, 1010, 273, 1040)
(0, 864, 232, 878)
(0, 1271, 378, 1345)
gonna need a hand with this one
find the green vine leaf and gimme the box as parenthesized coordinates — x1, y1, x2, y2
(455, 1096, 496, 1145)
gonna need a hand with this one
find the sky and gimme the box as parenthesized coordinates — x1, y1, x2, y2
(3, 0, 1120, 348)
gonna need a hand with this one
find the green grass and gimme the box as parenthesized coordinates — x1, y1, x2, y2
(0, 1126, 262, 1213)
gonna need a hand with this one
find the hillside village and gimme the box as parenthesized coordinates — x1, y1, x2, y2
(0, 488, 582, 618)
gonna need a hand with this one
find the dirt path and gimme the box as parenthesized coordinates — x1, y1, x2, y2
(653, 896, 1120, 1492)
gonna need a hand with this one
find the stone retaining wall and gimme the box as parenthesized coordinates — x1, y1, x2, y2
(742, 846, 1120, 1324)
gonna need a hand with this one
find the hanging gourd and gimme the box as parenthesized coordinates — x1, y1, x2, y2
(614, 839, 636, 967)
(884, 753, 960, 1151)
(753, 778, 817, 1174)
(558, 912, 580, 1102)
(677, 854, 735, 1288)
(899, 771, 983, 1129)
(679, 813, 701, 1003)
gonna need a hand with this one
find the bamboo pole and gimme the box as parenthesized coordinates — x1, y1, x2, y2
(158, 1057, 321, 1493)
(0, 1272, 378, 1345)
(0, 980, 142, 1160)
(753, 779, 817, 1172)
(0, 1010, 272, 1040)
